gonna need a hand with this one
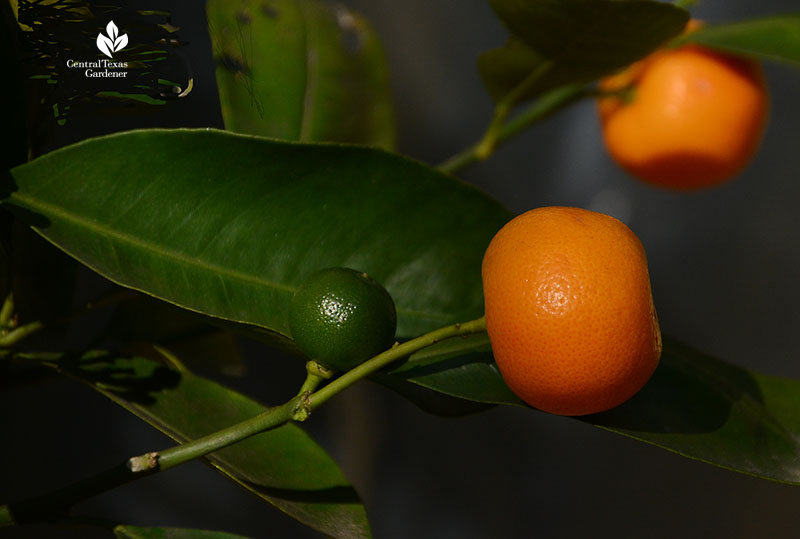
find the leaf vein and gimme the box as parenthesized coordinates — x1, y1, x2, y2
(12, 191, 297, 294)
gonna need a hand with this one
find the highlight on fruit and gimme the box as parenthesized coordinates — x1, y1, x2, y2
(288, 266, 397, 372)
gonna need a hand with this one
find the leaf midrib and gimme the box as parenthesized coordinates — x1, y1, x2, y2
(9, 190, 449, 323)
(11, 190, 297, 294)
(298, 0, 316, 142)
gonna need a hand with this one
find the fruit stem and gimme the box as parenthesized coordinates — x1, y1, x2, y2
(0, 317, 487, 526)
(472, 60, 555, 162)
(308, 316, 487, 411)
(473, 101, 512, 162)
(438, 83, 586, 175)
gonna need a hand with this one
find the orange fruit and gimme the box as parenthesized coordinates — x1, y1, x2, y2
(482, 207, 661, 416)
(597, 37, 768, 190)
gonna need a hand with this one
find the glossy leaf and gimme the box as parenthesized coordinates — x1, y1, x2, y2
(114, 525, 250, 539)
(5, 129, 511, 340)
(395, 334, 800, 485)
(586, 338, 800, 485)
(683, 16, 800, 65)
(480, 0, 689, 103)
(207, 0, 395, 148)
(384, 333, 521, 406)
(371, 374, 497, 417)
(47, 351, 370, 538)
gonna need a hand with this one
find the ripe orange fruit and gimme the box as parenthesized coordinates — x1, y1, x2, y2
(482, 207, 661, 416)
(597, 38, 768, 190)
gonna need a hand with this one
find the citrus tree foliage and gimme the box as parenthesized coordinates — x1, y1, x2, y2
(3, 1, 800, 537)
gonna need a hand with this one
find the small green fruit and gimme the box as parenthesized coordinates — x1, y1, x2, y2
(288, 267, 397, 371)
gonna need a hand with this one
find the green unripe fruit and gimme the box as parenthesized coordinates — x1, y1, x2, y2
(288, 267, 397, 371)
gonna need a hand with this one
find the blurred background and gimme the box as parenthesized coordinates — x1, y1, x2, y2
(3, 0, 800, 537)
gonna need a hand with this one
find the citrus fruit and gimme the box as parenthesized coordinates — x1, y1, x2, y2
(597, 37, 768, 190)
(482, 207, 661, 416)
(288, 267, 397, 371)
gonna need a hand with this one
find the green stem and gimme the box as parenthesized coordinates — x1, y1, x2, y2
(125, 317, 486, 472)
(150, 361, 334, 471)
(468, 61, 555, 165)
(674, 0, 697, 9)
(302, 360, 334, 393)
(438, 83, 587, 175)
(155, 396, 304, 471)
(0, 319, 487, 526)
(0, 361, 327, 526)
(309, 316, 486, 410)
(473, 100, 512, 162)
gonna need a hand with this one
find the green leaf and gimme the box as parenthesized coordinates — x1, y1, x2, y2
(384, 333, 521, 406)
(480, 0, 689, 103)
(371, 374, 497, 417)
(586, 338, 800, 485)
(207, 0, 395, 148)
(682, 16, 800, 65)
(5, 129, 511, 340)
(46, 351, 370, 538)
(114, 525, 251, 539)
(381, 331, 800, 484)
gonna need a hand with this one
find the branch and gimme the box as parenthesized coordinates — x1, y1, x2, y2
(309, 317, 486, 410)
(0, 317, 487, 525)
(438, 84, 587, 175)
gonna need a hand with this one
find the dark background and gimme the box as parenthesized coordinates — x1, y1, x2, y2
(3, 0, 800, 538)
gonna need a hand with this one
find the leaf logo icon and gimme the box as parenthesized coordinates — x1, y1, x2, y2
(96, 21, 128, 58)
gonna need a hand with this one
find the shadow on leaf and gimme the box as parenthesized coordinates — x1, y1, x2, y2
(230, 478, 363, 505)
(390, 351, 494, 378)
(56, 350, 181, 406)
(586, 337, 764, 434)
(372, 372, 495, 417)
